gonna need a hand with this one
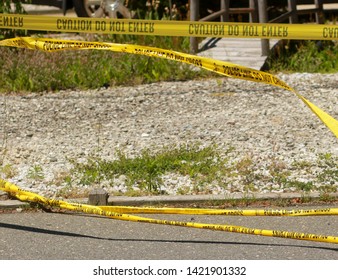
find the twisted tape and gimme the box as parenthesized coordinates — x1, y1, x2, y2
(1, 180, 337, 244)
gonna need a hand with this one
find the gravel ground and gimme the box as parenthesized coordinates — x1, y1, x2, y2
(0, 73, 337, 198)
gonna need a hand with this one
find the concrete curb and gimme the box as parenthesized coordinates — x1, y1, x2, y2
(0, 200, 29, 209)
(107, 191, 338, 206)
(1, 191, 337, 210)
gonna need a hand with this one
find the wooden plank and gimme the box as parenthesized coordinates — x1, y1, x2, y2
(198, 37, 279, 70)
(297, 4, 338, 10)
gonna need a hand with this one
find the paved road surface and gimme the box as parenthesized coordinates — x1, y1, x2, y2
(1, 208, 337, 260)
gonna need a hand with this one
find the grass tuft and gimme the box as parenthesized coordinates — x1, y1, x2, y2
(0, 36, 213, 93)
(69, 143, 231, 194)
(62, 144, 337, 197)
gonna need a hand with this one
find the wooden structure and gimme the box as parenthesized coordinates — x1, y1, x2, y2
(190, 0, 338, 55)
(198, 37, 279, 69)
(88, 188, 109, 206)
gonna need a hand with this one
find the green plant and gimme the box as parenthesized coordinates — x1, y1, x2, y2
(267, 40, 338, 73)
(27, 165, 44, 181)
(234, 155, 257, 186)
(69, 143, 231, 193)
(0, 164, 17, 179)
(319, 192, 336, 203)
(299, 194, 312, 204)
(0, 38, 213, 93)
(285, 180, 314, 192)
(60, 144, 338, 197)
(317, 153, 338, 188)
(268, 158, 291, 188)
(52, 171, 73, 188)
(291, 160, 313, 171)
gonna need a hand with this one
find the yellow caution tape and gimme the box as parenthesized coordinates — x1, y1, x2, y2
(0, 14, 337, 40)
(0, 36, 337, 138)
(97, 205, 338, 217)
(1, 179, 338, 244)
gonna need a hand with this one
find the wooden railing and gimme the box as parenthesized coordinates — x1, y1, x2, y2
(189, 0, 337, 55)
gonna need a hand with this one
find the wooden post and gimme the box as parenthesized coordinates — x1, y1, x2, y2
(258, 0, 269, 56)
(88, 188, 109, 206)
(189, 0, 199, 54)
(249, 0, 258, 22)
(220, 0, 230, 22)
(169, 0, 172, 19)
(288, 0, 298, 23)
(315, 0, 324, 24)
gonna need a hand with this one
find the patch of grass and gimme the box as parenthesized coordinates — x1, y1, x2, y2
(266, 40, 338, 73)
(0, 35, 213, 93)
(0, 164, 17, 179)
(235, 156, 255, 184)
(64, 145, 337, 197)
(285, 180, 314, 192)
(27, 165, 44, 181)
(319, 192, 336, 203)
(176, 185, 191, 195)
(0, 36, 337, 92)
(291, 160, 313, 171)
(69, 143, 232, 194)
(316, 153, 338, 188)
(267, 158, 290, 188)
(52, 171, 73, 188)
(3, 143, 330, 199)
(1, 3, 337, 92)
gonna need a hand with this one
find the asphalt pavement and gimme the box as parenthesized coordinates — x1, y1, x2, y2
(1, 205, 337, 260)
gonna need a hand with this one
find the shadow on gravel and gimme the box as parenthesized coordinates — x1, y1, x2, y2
(1, 222, 337, 254)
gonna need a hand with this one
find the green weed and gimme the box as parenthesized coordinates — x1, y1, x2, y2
(27, 165, 44, 181)
(69, 143, 231, 193)
(0, 35, 213, 93)
(0, 164, 17, 179)
(285, 180, 314, 192)
(317, 153, 338, 188)
(65, 145, 337, 196)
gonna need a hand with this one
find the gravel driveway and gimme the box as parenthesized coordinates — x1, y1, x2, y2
(0, 73, 337, 198)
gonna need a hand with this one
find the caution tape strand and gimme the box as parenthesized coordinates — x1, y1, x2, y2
(97, 205, 338, 216)
(0, 37, 337, 138)
(1, 179, 338, 244)
(0, 14, 337, 40)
